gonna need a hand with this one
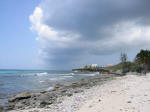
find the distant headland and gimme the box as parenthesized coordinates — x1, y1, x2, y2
(73, 49, 150, 75)
(72, 64, 110, 73)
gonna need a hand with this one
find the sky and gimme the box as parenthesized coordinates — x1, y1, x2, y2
(0, 0, 150, 70)
(0, 0, 41, 69)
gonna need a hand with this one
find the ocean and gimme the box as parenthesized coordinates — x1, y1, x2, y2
(0, 69, 99, 105)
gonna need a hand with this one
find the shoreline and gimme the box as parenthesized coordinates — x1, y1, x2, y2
(1, 73, 118, 111)
(0, 71, 101, 107)
(3, 73, 150, 112)
(8, 73, 150, 112)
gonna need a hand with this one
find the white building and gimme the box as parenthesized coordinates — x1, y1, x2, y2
(107, 64, 113, 67)
(91, 64, 98, 68)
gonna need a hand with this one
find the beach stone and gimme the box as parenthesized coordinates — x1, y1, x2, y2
(40, 91, 47, 94)
(111, 91, 116, 93)
(5, 103, 15, 110)
(39, 101, 51, 108)
(37, 95, 49, 101)
(34, 93, 57, 108)
(9, 91, 31, 102)
(61, 89, 67, 93)
(98, 99, 101, 102)
(54, 83, 64, 89)
(67, 93, 72, 97)
(127, 101, 132, 103)
(0, 105, 3, 111)
(15, 102, 25, 109)
(89, 105, 93, 108)
(29, 110, 39, 112)
(74, 90, 83, 93)
(4, 73, 117, 111)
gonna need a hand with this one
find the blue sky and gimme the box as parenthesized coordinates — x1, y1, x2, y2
(0, 0, 150, 70)
(0, 0, 41, 69)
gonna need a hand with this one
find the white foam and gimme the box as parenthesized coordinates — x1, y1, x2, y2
(87, 74, 96, 76)
(69, 73, 75, 75)
(60, 73, 75, 76)
(62, 76, 73, 78)
(46, 87, 54, 91)
(35, 72, 48, 76)
(50, 77, 66, 81)
(80, 72, 99, 76)
(39, 81, 45, 83)
(94, 72, 100, 75)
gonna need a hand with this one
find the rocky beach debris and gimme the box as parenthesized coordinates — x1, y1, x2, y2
(2, 74, 116, 111)
(3, 73, 150, 112)
(8, 92, 31, 103)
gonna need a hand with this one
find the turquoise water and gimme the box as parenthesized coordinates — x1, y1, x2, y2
(0, 69, 98, 105)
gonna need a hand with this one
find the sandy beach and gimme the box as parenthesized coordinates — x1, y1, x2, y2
(7, 73, 150, 112)
(77, 74, 150, 112)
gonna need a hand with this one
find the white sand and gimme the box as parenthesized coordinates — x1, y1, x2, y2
(10, 74, 150, 112)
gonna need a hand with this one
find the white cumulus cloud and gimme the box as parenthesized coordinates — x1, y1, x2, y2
(30, 0, 150, 69)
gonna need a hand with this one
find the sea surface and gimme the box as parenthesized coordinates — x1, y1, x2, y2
(0, 69, 99, 105)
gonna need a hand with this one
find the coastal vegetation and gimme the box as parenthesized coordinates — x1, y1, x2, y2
(120, 53, 128, 73)
(107, 49, 150, 74)
(72, 49, 150, 75)
(135, 49, 150, 72)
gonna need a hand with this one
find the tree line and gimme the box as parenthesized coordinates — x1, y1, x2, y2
(121, 49, 150, 74)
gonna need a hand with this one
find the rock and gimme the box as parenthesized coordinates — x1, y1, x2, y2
(15, 102, 25, 109)
(33, 93, 56, 108)
(0, 105, 3, 111)
(38, 94, 53, 101)
(29, 110, 39, 112)
(9, 91, 31, 102)
(3, 74, 117, 111)
(15, 91, 31, 99)
(54, 83, 64, 89)
(5, 103, 15, 110)
(89, 105, 92, 108)
(67, 93, 72, 97)
(74, 90, 83, 93)
(61, 89, 67, 93)
(40, 91, 47, 94)
(127, 101, 132, 103)
(39, 101, 52, 108)
(111, 91, 116, 93)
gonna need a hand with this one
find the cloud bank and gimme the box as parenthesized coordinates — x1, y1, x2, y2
(30, 0, 150, 69)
